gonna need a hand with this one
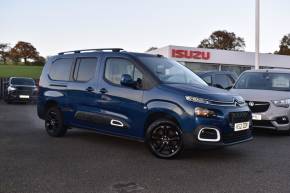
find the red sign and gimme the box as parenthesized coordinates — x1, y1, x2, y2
(172, 49, 211, 60)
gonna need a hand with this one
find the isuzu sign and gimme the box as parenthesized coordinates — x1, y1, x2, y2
(172, 49, 211, 60)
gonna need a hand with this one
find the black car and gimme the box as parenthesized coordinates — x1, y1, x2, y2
(4, 77, 38, 103)
(196, 71, 238, 89)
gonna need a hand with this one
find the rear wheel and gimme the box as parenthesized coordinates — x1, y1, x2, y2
(45, 106, 67, 137)
(146, 119, 184, 159)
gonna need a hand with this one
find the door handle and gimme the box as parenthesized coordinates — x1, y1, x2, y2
(99, 88, 108, 94)
(86, 87, 94, 92)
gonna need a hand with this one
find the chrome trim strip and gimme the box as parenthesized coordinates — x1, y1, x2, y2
(110, 119, 124, 128)
(198, 127, 221, 142)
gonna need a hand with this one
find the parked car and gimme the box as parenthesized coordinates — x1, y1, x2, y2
(231, 69, 290, 132)
(196, 71, 238, 89)
(37, 48, 252, 159)
(4, 77, 38, 104)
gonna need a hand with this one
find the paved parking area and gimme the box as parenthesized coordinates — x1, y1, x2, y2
(0, 101, 290, 193)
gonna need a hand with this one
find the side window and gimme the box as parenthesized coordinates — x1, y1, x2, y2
(105, 58, 143, 85)
(215, 74, 232, 89)
(203, 75, 212, 85)
(74, 58, 98, 82)
(49, 58, 73, 81)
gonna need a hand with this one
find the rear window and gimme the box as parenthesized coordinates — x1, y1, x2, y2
(11, 78, 35, 86)
(49, 58, 73, 81)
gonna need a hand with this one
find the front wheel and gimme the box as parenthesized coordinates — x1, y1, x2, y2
(45, 106, 67, 137)
(145, 119, 184, 159)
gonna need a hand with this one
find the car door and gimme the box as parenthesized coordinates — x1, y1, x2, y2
(97, 56, 145, 138)
(67, 57, 103, 129)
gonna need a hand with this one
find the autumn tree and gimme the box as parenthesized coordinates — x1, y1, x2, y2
(9, 41, 40, 64)
(198, 30, 246, 51)
(275, 34, 290, 55)
(0, 43, 11, 64)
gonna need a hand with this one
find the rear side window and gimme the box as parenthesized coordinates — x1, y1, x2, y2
(73, 58, 98, 82)
(105, 58, 143, 85)
(49, 58, 73, 81)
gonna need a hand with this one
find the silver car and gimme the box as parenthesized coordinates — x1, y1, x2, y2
(231, 69, 290, 131)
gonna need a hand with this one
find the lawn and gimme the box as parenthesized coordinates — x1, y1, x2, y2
(0, 65, 43, 79)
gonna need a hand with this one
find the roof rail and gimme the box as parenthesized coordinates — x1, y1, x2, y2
(58, 48, 124, 55)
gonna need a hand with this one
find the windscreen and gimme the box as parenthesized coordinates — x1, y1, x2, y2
(234, 72, 290, 91)
(138, 56, 207, 85)
(11, 78, 35, 86)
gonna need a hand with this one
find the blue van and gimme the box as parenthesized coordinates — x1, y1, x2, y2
(37, 48, 252, 159)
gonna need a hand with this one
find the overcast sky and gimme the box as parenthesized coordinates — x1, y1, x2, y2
(1, 0, 290, 56)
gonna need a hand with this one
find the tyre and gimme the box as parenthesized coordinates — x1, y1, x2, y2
(145, 119, 184, 159)
(45, 106, 67, 137)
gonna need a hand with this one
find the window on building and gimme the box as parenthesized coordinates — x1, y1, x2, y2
(185, 62, 219, 72)
(74, 58, 98, 82)
(221, 65, 251, 75)
(49, 58, 73, 81)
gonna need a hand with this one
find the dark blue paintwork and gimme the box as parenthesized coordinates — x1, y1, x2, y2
(37, 51, 252, 146)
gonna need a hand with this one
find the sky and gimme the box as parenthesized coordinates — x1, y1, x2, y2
(1, 0, 290, 57)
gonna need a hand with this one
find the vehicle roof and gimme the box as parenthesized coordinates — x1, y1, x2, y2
(244, 69, 290, 73)
(196, 71, 236, 75)
(10, 77, 34, 80)
(53, 51, 158, 59)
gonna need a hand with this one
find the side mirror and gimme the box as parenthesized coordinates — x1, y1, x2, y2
(120, 74, 136, 88)
(213, 84, 224, 89)
(225, 85, 233, 90)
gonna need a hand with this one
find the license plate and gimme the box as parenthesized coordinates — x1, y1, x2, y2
(19, 95, 30, 99)
(252, 114, 262, 120)
(234, 122, 250, 131)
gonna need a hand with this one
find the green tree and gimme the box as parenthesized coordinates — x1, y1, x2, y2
(10, 41, 40, 64)
(0, 43, 11, 64)
(198, 30, 245, 51)
(275, 34, 290, 55)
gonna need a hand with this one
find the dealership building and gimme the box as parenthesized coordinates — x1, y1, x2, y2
(148, 45, 290, 75)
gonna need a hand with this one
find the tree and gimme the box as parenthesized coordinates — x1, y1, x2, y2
(275, 34, 290, 55)
(146, 47, 158, 52)
(0, 43, 11, 64)
(198, 30, 246, 51)
(9, 41, 39, 64)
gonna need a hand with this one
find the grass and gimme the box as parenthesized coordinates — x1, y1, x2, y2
(0, 65, 43, 79)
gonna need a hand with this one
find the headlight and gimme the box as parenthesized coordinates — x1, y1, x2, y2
(185, 96, 210, 104)
(7, 86, 16, 92)
(194, 107, 216, 118)
(272, 99, 290, 108)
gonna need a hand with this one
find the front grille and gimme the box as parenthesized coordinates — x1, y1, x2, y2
(246, 101, 270, 113)
(252, 120, 274, 128)
(222, 130, 252, 144)
(229, 111, 251, 124)
(16, 90, 33, 95)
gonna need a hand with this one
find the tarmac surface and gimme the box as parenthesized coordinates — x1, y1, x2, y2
(1, 101, 290, 193)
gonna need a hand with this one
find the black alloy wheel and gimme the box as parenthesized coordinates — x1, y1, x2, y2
(45, 106, 67, 137)
(146, 119, 184, 159)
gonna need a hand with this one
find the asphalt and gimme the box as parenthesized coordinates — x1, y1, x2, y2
(1, 101, 290, 193)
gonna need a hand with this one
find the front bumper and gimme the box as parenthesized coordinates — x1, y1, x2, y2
(181, 104, 253, 148)
(183, 127, 253, 148)
(7, 91, 38, 102)
(251, 104, 290, 131)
